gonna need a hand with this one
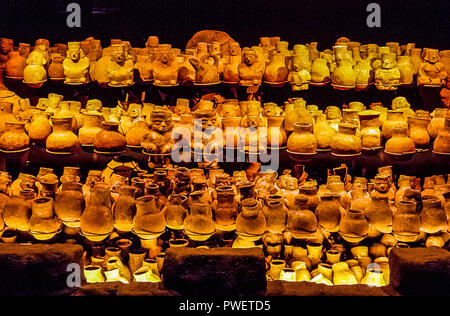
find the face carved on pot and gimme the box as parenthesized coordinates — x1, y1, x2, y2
(425, 49, 440, 63)
(0, 39, 11, 54)
(157, 50, 175, 66)
(150, 111, 173, 134)
(112, 46, 126, 65)
(68, 48, 81, 62)
(229, 43, 241, 56)
(243, 51, 257, 66)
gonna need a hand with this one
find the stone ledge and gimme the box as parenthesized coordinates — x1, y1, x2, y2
(161, 247, 267, 296)
(389, 247, 450, 296)
(0, 243, 83, 295)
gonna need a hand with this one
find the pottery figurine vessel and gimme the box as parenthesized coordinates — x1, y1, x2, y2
(428, 108, 447, 138)
(375, 53, 400, 90)
(238, 48, 265, 86)
(264, 52, 288, 83)
(287, 123, 316, 153)
(153, 47, 179, 86)
(417, 48, 447, 86)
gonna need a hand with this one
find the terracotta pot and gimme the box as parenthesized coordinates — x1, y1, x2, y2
(339, 209, 369, 243)
(358, 110, 382, 148)
(162, 194, 187, 230)
(5, 51, 26, 78)
(133, 195, 166, 238)
(28, 110, 51, 145)
(48, 54, 65, 80)
(428, 108, 447, 138)
(3, 189, 35, 231)
(264, 52, 288, 83)
(397, 55, 414, 85)
(284, 98, 313, 132)
(330, 123, 361, 155)
(407, 116, 430, 148)
(385, 126, 415, 154)
(236, 198, 266, 241)
(382, 110, 407, 140)
(54, 182, 84, 228)
(420, 197, 447, 234)
(287, 122, 316, 153)
(125, 119, 150, 147)
(112, 185, 136, 232)
(392, 201, 420, 243)
(183, 202, 215, 241)
(46, 117, 80, 153)
(212, 185, 237, 231)
(80, 184, 114, 241)
(177, 54, 196, 84)
(93, 121, 126, 153)
(266, 115, 287, 148)
(315, 193, 344, 232)
(312, 113, 335, 149)
(0, 102, 17, 134)
(287, 195, 317, 238)
(78, 112, 103, 146)
(433, 116, 450, 153)
(0, 122, 29, 151)
(364, 196, 393, 234)
(353, 58, 373, 89)
(310, 58, 330, 83)
(29, 197, 61, 240)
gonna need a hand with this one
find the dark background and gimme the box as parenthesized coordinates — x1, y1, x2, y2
(0, 0, 449, 50)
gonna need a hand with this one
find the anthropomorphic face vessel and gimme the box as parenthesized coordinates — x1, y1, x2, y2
(150, 111, 173, 133)
(374, 176, 390, 193)
(246, 115, 261, 127)
(382, 53, 397, 69)
(112, 45, 126, 64)
(425, 49, 440, 63)
(392, 97, 410, 109)
(229, 43, 241, 56)
(68, 47, 81, 62)
(264, 104, 278, 116)
(174, 104, 190, 116)
(244, 51, 257, 66)
(0, 38, 11, 54)
(35, 39, 49, 50)
(146, 36, 159, 48)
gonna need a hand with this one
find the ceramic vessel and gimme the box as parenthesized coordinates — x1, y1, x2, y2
(153, 47, 178, 86)
(266, 115, 287, 148)
(313, 113, 335, 149)
(28, 110, 51, 145)
(183, 202, 215, 241)
(433, 115, 450, 153)
(385, 126, 415, 154)
(310, 58, 330, 84)
(80, 185, 114, 241)
(29, 197, 61, 240)
(382, 110, 407, 140)
(54, 182, 84, 228)
(238, 48, 264, 86)
(3, 189, 35, 231)
(408, 116, 430, 148)
(212, 185, 237, 231)
(374, 53, 400, 90)
(358, 110, 382, 148)
(287, 195, 317, 239)
(392, 201, 420, 242)
(397, 55, 414, 85)
(93, 122, 127, 154)
(63, 42, 90, 84)
(0, 122, 29, 152)
(112, 185, 136, 232)
(287, 123, 316, 153)
(236, 198, 266, 241)
(48, 54, 65, 80)
(46, 117, 79, 154)
(264, 52, 288, 83)
(339, 209, 369, 243)
(364, 196, 393, 234)
(5, 51, 26, 79)
(162, 194, 187, 230)
(133, 195, 166, 238)
(330, 123, 361, 155)
(420, 197, 447, 234)
(315, 194, 344, 233)
(78, 112, 103, 146)
(107, 44, 134, 86)
(417, 48, 447, 86)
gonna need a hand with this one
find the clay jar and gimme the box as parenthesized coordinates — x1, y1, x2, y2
(29, 197, 61, 240)
(236, 198, 266, 241)
(385, 126, 415, 154)
(112, 185, 136, 232)
(54, 182, 85, 228)
(0, 102, 17, 134)
(264, 52, 288, 83)
(28, 110, 51, 145)
(266, 115, 287, 148)
(382, 110, 407, 140)
(353, 58, 373, 89)
(339, 209, 369, 243)
(330, 123, 361, 155)
(133, 195, 166, 238)
(287, 195, 317, 239)
(0, 122, 29, 152)
(5, 51, 26, 78)
(162, 194, 187, 230)
(315, 193, 344, 233)
(78, 112, 103, 146)
(46, 117, 80, 154)
(183, 202, 215, 241)
(433, 115, 450, 153)
(428, 108, 447, 138)
(212, 185, 237, 231)
(48, 54, 65, 80)
(313, 113, 335, 149)
(420, 197, 447, 234)
(93, 121, 127, 154)
(125, 119, 150, 147)
(3, 188, 35, 231)
(80, 185, 114, 240)
(397, 55, 414, 85)
(262, 199, 287, 234)
(310, 58, 330, 84)
(287, 123, 317, 153)
(407, 116, 430, 149)
(364, 196, 393, 235)
(358, 110, 382, 148)
(392, 201, 420, 243)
